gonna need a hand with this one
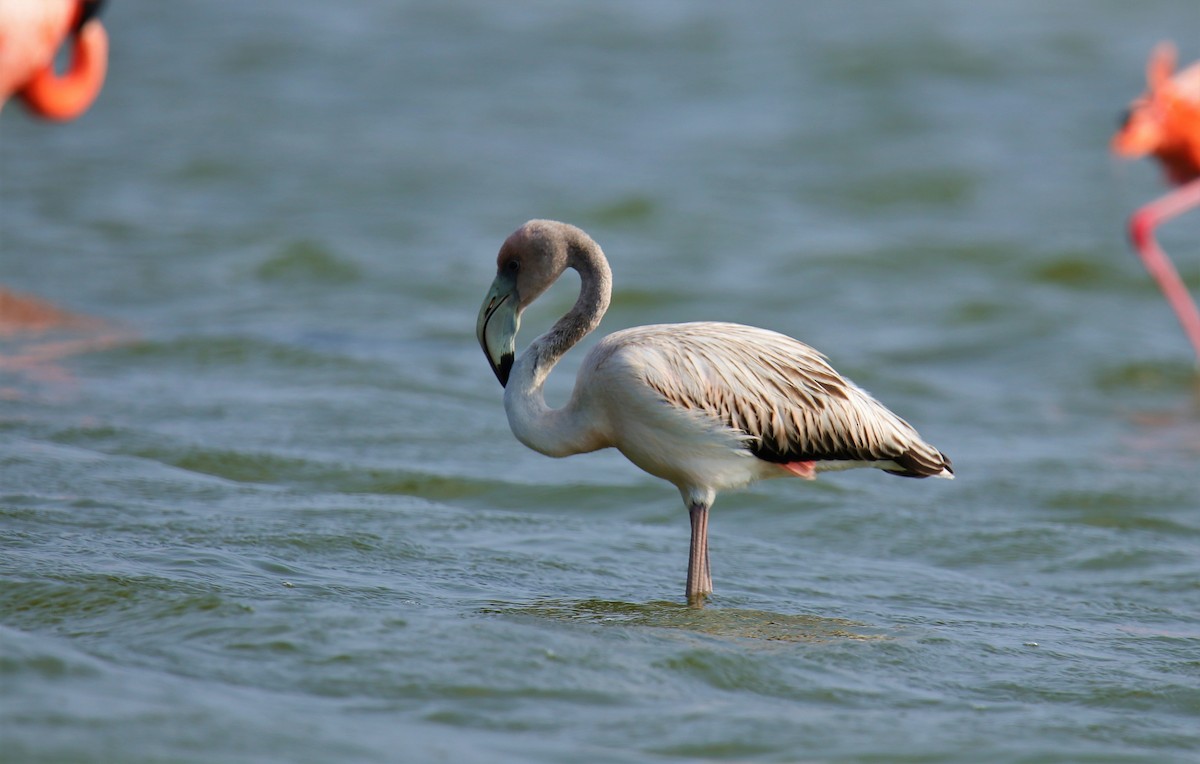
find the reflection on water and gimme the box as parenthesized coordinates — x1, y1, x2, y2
(0, 287, 134, 400)
(485, 598, 889, 643)
(1092, 358, 1200, 467)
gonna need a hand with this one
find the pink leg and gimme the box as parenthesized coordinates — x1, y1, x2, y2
(1128, 178, 1200, 363)
(686, 501, 712, 606)
(780, 460, 817, 479)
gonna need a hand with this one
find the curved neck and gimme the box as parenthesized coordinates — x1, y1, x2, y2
(503, 236, 612, 457)
(536, 238, 612, 372)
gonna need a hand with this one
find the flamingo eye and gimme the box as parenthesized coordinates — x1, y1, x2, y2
(507, 260, 520, 274)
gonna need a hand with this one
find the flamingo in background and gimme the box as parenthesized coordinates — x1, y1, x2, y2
(1112, 42, 1200, 363)
(477, 220, 952, 605)
(0, 0, 108, 120)
(0, 0, 121, 397)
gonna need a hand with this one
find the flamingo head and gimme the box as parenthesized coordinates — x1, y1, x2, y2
(1112, 42, 1200, 184)
(17, 0, 109, 121)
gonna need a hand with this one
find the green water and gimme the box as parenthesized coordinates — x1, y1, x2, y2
(3, 2, 1200, 762)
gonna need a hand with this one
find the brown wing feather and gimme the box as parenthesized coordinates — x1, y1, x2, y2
(596, 322, 952, 478)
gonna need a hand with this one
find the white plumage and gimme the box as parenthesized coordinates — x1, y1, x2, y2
(477, 220, 952, 604)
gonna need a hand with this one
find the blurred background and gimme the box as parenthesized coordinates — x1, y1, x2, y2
(2, 2, 1199, 762)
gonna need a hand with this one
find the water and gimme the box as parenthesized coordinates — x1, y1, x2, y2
(2, 1, 1200, 762)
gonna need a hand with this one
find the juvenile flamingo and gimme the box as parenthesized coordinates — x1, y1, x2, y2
(476, 220, 953, 605)
(0, 0, 108, 120)
(1112, 42, 1200, 362)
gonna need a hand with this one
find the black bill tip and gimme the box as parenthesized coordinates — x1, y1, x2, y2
(76, 0, 107, 31)
(491, 352, 514, 387)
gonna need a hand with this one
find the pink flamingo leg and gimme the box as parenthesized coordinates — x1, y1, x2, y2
(1128, 177, 1200, 363)
(686, 501, 712, 606)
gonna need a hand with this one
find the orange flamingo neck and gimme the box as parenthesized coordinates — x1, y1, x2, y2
(17, 18, 108, 121)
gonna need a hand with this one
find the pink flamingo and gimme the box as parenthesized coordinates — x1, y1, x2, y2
(1, 0, 120, 397)
(1112, 42, 1200, 362)
(0, 0, 108, 120)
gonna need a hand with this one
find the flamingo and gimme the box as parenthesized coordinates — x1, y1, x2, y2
(0, 0, 108, 120)
(476, 220, 953, 605)
(1112, 42, 1200, 362)
(0, 2, 122, 399)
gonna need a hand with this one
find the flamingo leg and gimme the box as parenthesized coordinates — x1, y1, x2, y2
(1128, 177, 1200, 363)
(686, 501, 713, 606)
